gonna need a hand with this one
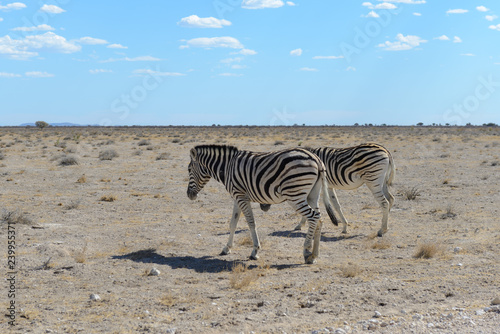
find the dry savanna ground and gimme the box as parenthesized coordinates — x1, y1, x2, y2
(0, 125, 499, 333)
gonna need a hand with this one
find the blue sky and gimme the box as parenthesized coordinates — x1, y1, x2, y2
(1, 0, 499, 126)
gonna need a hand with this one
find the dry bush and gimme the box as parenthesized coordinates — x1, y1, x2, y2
(371, 240, 391, 250)
(99, 195, 116, 202)
(73, 244, 88, 263)
(58, 155, 79, 166)
(138, 139, 151, 146)
(413, 242, 444, 259)
(99, 149, 119, 161)
(339, 263, 362, 278)
(0, 151, 4, 160)
(77, 175, 87, 183)
(229, 262, 260, 290)
(156, 152, 170, 160)
(402, 186, 420, 200)
(2, 210, 33, 225)
(64, 199, 81, 210)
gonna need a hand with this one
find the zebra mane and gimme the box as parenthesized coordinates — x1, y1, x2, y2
(194, 144, 239, 153)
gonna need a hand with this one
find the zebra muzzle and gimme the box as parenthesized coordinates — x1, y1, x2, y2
(187, 189, 198, 200)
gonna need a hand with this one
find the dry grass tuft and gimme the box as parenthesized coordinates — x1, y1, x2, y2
(413, 242, 444, 259)
(229, 262, 260, 290)
(73, 243, 88, 263)
(99, 195, 117, 202)
(339, 263, 362, 278)
(77, 175, 87, 183)
(402, 186, 420, 200)
(371, 240, 391, 250)
(99, 149, 119, 161)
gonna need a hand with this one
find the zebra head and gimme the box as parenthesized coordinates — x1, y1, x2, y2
(187, 148, 210, 200)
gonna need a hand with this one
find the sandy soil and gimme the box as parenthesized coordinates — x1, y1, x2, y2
(1, 126, 499, 333)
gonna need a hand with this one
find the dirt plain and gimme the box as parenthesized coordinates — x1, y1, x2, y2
(0, 125, 499, 334)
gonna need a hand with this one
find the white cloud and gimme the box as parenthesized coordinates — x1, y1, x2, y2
(434, 35, 450, 41)
(453, 36, 462, 43)
(40, 4, 65, 14)
(101, 56, 161, 62)
(476, 6, 489, 12)
(377, 33, 427, 51)
(181, 36, 243, 49)
(89, 69, 112, 74)
(378, 0, 425, 4)
(413, 12, 421, 16)
(77, 37, 108, 45)
(485, 15, 498, 21)
(219, 73, 243, 77)
(0, 18, 4, 21)
(0, 32, 80, 60)
(107, 43, 127, 49)
(313, 55, 344, 59)
(489, 24, 500, 31)
(300, 67, 318, 72)
(290, 48, 302, 56)
(178, 15, 231, 28)
(25, 71, 54, 78)
(242, 0, 284, 9)
(236, 48, 257, 55)
(221, 57, 243, 64)
(460, 53, 475, 56)
(363, 2, 397, 9)
(365, 11, 380, 18)
(0, 72, 21, 77)
(12, 24, 54, 32)
(446, 9, 468, 15)
(286, 2, 296, 6)
(231, 64, 246, 69)
(0, 2, 26, 11)
(346, 66, 356, 71)
(133, 69, 185, 77)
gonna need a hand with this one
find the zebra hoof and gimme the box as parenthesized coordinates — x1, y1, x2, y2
(377, 230, 387, 237)
(305, 255, 316, 264)
(341, 230, 347, 234)
(220, 247, 231, 256)
(249, 254, 259, 261)
(294, 226, 302, 231)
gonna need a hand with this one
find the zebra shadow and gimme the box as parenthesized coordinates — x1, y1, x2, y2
(269, 230, 361, 242)
(111, 248, 301, 273)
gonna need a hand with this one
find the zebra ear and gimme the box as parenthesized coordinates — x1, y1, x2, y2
(190, 148, 197, 161)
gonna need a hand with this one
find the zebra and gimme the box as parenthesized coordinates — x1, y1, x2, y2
(290, 143, 395, 237)
(187, 145, 339, 264)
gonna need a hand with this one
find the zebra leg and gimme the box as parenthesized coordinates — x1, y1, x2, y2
(221, 201, 241, 256)
(367, 183, 391, 237)
(238, 199, 261, 260)
(327, 188, 349, 233)
(294, 216, 307, 231)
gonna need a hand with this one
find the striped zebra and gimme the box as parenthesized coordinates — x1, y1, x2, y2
(291, 143, 395, 237)
(187, 145, 338, 264)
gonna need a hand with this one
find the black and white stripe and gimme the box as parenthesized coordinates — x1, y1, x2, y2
(187, 145, 338, 264)
(293, 143, 395, 236)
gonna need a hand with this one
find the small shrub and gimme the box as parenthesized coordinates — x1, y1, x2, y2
(440, 205, 457, 219)
(274, 140, 284, 145)
(0, 152, 4, 160)
(58, 155, 79, 166)
(1, 210, 33, 225)
(76, 175, 87, 183)
(229, 262, 259, 290)
(402, 187, 420, 200)
(99, 195, 116, 202)
(99, 149, 118, 161)
(64, 199, 81, 210)
(172, 139, 180, 144)
(138, 139, 151, 146)
(156, 152, 170, 160)
(414, 242, 443, 259)
(339, 263, 361, 278)
(371, 240, 391, 250)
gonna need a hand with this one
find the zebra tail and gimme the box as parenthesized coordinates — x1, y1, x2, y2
(386, 151, 395, 186)
(321, 170, 339, 226)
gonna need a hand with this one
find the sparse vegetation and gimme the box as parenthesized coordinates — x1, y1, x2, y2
(414, 242, 444, 259)
(1, 210, 33, 225)
(138, 139, 151, 146)
(58, 155, 79, 166)
(339, 263, 362, 278)
(229, 262, 260, 290)
(156, 152, 170, 160)
(99, 149, 119, 160)
(99, 195, 116, 202)
(77, 175, 87, 183)
(402, 186, 420, 200)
